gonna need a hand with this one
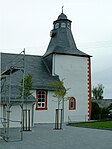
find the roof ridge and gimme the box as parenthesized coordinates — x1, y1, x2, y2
(1, 52, 42, 57)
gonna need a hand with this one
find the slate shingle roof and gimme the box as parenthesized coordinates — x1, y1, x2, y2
(44, 13, 90, 57)
(57, 13, 67, 20)
(0, 12, 91, 103)
(0, 53, 60, 102)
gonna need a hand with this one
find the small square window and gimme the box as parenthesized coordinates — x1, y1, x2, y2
(42, 98, 45, 102)
(38, 103, 41, 107)
(42, 94, 45, 98)
(38, 94, 41, 98)
(42, 103, 45, 107)
(38, 98, 41, 102)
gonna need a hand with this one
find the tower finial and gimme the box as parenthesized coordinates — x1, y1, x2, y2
(62, 4, 64, 13)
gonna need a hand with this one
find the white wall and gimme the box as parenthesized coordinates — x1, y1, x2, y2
(20, 54, 89, 124)
(9, 105, 22, 127)
(53, 54, 89, 122)
(0, 103, 33, 128)
(33, 90, 58, 124)
(10, 103, 33, 127)
(0, 105, 3, 128)
(0, 54, 89, 126)
(0, 104, 22, 128)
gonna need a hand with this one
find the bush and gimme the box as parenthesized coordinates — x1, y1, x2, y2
(100, 107, 109, 119)
(91, 102, 101, 120)
(91, 102, 110, 120)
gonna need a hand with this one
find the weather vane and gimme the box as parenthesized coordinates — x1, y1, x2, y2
(62, 4, 64, 13)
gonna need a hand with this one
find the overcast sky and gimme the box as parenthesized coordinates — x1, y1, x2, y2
(0, 0, 112, 98)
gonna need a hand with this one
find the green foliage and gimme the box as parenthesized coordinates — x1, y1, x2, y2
(91, 101, 111, 120)
(49, 79, 70, 109)
(100, 107, 109, 119)
(69, 121, 112, 130)
(92, 84, 104, 100)
(20, 73, 33, 99)
(49, 79, 69, 99)
(91, 102, 101, 120)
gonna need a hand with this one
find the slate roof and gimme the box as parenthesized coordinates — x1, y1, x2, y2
(44, 13, 90, 57)
(93, 99, 112, 108)
(0, 53, 60, 102)
(57, 13, 67, 20)
(0, 12, 91, 103)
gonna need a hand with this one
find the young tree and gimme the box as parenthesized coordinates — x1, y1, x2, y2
(20, 73, 33, 100)
(92, 84, 104, 100)
(19, 73, 33, 131)
(50, 79, 69, 129)
(49, 79, 69, 109)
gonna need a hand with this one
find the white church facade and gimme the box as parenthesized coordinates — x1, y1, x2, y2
(0, 12, 92, 127)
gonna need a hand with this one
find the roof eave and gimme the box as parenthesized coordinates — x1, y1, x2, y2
(43, 52, 92, 58)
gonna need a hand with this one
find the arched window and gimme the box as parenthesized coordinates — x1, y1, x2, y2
(55, 23, 59, 29)
(67, 22, 71, 29)
(36, 90, 48, 110)
(69, 97, 76, 110)
(61, 22, 66, 28)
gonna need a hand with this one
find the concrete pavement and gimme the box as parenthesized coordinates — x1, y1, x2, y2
(0, 124, 112, 149)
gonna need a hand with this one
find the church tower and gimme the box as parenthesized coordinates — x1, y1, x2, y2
(43, 11, 92, 121)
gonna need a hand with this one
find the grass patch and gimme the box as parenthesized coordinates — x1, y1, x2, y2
(69, 121, 112, 130)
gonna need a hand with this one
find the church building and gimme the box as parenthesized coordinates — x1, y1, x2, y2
(0, 11, 92, 127)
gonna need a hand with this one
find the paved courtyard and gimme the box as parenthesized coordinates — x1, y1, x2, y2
(0, 124, 112, 149)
